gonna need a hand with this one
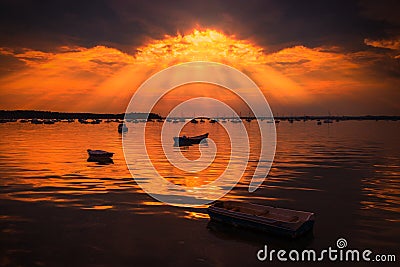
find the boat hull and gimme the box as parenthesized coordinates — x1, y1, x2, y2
(207, 202, 315, 238)
(173, 133, 209, 146)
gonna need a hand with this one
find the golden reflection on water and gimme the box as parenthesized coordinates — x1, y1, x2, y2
(0, 120, 399, 215)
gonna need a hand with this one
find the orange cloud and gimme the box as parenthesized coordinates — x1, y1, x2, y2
(364, 38, 400, 50)
(0, 29, 399, 114)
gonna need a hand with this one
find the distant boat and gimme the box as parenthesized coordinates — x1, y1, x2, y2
(31, 119, 44, 124)
(118, 123, 128, 133)
(90, 119, 101, 124)
(207, 201, 315, 238)
(78, 119, 89, 124)
(87, 149, 114, 164)
(87, 149, 114, 158)
(173, 133, 209, 146)
(43, 120, 55, 124)
(190, 119, 198, 124)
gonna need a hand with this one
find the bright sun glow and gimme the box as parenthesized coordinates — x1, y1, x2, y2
(135, 29, 264, 67)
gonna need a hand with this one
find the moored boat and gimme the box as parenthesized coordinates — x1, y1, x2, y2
(207, 201, 315, 238)
(87, 149, 114, 158)
(118, 123, 128, 133)
(173, 133, 209, 146)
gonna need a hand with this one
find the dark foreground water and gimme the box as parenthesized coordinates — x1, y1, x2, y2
(0, 120, 399, 266)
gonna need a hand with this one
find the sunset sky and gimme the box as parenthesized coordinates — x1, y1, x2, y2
(0, 0, 399, 115)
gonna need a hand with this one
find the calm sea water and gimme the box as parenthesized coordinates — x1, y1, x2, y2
(0, 120, 399, 266)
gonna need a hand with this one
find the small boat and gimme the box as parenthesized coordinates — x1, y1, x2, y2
(90, 119, 101, 124)
(207, 201, 315, 238)
(87, 149, 114, 159)
(190, 119, 198, 124)
(78, 119, 89, 124)
(118, 123, 128, 133)
(173, 133, 209, 146)
(43, 120, 55, 124)
(87, 149, 114, 164)
(31, 119, 44, 124)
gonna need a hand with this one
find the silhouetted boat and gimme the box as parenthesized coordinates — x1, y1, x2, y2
(118, 123, 128, 133)
(190, 119, 198, 124)
(87, 149, 114, 159)
(173, 133, 209, 146)
(207, 201, 315, 238)
(31, 119, 44, 124)
(43, 120, 55, 124)
(78, 119, 89, 124)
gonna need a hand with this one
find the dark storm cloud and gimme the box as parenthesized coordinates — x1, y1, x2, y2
(0, 0, 398, 53)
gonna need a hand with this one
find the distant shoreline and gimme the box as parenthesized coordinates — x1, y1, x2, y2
(0, 110, 161, 120)
(0, 110, 399, 121)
